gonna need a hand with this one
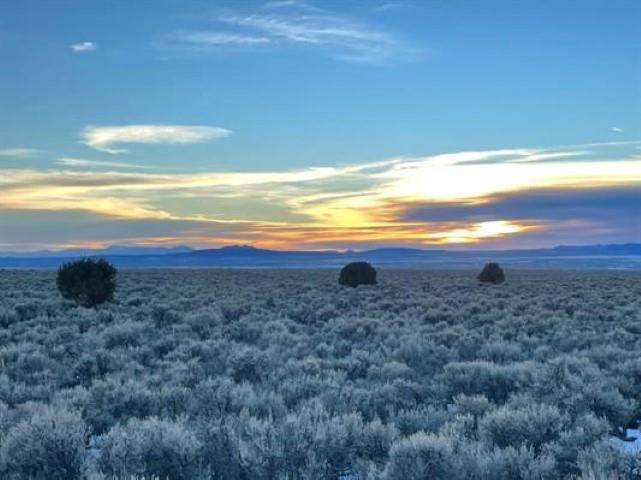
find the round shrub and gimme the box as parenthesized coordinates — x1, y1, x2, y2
(478, 262, 505, 284)
(478, 403, 568, 452)
(0, 407, 88, 480)
(98, 416, 201, 480)
(383, 432, 454, 479)
(56, 258, 117, 308)
(339, 262, 377, 287)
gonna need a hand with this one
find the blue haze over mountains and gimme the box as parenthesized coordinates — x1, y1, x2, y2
(1, 244, 640, 269)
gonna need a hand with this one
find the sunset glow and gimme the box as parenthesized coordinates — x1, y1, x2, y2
(1, 1, 639, 251)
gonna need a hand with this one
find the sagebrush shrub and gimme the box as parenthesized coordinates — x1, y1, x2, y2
(0, 407, 88, 480)
(478, 403, 567, 452)
(383, 432, 454, 479)
(442, 361, 527, 403)
(98, 416, 201, 480)
(0, 268, 639, 479)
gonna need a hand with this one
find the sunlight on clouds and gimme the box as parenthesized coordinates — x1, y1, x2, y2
(2, 192, 173, 221)
(82, 124, 232, 153)
(375, 155, 641, 203)
(57, 157, 148, 169)
(1, 141, 640, 249)
(424, 220, 532, 244)
(228, 219, 536, 249)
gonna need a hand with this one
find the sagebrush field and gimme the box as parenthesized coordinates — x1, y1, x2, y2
(1, 268, 641, 479)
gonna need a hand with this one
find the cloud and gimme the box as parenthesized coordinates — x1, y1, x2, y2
(0, 148, 40, 158)
(170, 3, 419, 64)
(57, 157, 148, 169)
(401, 185, 641, 249)
(174, 31, 272, 47)
(371, 3, 403, 13)
(70, 41, 97, 53)
(611, 127, 624, 133)
(263, 0, 309, 9)
(0, 210, 253, 251)
(221, 12, 414, 64)
(0, 165, 345, 192)
(423, 220, 532, 244)
(506, 151, 591, 163)
(403, 185, 641, 223)
(81, 124, 232, 153)
(1, 141, 640, 249)
(218, 12, 386, 45)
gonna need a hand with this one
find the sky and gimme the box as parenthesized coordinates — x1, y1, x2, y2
(0, 0, 640, 251)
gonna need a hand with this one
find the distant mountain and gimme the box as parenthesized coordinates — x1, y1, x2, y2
(0, 243, 640, 269)
(0, 245, 193, 258)
(552, 243, 641, 255)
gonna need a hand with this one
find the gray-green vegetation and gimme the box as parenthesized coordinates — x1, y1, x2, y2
(0, 268, 640, 479)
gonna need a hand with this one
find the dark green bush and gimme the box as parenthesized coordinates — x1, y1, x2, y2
(478, 262, 505, 284)
(339, 261, 377, 287)
(56, 258, 116, 308)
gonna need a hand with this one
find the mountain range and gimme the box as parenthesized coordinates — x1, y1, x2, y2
(1, 244, 640, 269)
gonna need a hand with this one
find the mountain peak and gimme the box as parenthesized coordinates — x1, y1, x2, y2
(219, 244, 259, 252)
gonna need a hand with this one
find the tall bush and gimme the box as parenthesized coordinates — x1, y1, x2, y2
(478, 262, 506, 284)
(339, 262, 377, 287)
(56, 258, 116, 308)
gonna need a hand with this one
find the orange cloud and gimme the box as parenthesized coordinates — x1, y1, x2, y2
(1, 141, 640, 249)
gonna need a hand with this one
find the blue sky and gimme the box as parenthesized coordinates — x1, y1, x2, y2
(0, 0, 640, 250)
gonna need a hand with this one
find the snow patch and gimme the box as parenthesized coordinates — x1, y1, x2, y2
(610, 429, 641, 454)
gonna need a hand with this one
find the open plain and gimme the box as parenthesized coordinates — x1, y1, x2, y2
(1, 268, 641, 479)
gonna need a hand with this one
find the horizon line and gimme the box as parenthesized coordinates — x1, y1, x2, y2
(1, 241, 640, 258)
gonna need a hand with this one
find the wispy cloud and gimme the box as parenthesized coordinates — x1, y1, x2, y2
(263, 0, 309, 9)
(0, 148, 40, 158)
(174, 31, 272, 47)
(82, 124, 232, 153)
(170, 2, 419, 64)
(2, 141, 640, 249)
(371, 3, 403, 14)
(57, 157, 148, 169)
(217, 12, 386, 45)
(70, 41, 97, 53)
(503, 151, 591, 164)
(611, 127, 624, 133)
